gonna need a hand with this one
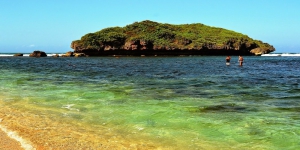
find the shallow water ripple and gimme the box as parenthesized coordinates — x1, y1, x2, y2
(1, 56, 300, 149)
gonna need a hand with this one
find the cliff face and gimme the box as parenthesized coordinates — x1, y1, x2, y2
(71, 20, 275, 56)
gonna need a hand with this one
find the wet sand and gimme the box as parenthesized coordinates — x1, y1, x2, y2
(0, 129, 24, 150)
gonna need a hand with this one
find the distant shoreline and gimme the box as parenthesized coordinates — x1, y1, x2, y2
(0, 53, 65, 57)
(1, 53, 300, 57)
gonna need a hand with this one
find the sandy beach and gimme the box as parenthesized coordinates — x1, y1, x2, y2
(0, 103, 220, 150)
(0, 103, 176, 150)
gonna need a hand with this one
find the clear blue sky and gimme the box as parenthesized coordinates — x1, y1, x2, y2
(1, 0, 300, 53)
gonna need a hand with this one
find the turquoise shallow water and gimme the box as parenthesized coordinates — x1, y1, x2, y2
(1, 56, 300, 149)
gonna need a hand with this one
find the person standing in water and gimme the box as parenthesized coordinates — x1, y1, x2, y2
(239, 55, 244, 66)
(226, 56, 231, 65)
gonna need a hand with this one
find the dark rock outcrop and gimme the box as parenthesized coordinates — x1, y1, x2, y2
(74, 53, 86, 57)
(61, 51, 74, 57)
(13, 53, 23, 56)
(29, 51, 47, 57)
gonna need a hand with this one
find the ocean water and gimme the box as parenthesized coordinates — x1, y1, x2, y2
(0, 56, 300, 149)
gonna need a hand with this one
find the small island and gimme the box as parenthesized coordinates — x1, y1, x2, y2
(71, 20, 275, 56)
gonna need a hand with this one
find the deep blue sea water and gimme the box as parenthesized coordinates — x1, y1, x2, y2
(0, 56, 300, 149)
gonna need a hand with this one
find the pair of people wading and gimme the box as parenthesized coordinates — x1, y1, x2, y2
(225, 56, 243, 66)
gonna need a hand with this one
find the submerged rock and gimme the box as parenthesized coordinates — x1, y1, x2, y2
(199, 104, 249, 113)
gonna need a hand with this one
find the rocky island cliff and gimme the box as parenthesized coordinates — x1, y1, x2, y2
(71, 20, 275, 56)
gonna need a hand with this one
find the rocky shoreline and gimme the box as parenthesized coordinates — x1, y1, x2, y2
(13, 49, 267, 58)
(12, 51, 87, 58)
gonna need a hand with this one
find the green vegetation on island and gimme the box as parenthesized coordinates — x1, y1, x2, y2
(71, 20, 275, 56)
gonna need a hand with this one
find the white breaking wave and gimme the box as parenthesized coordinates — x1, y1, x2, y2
(0, 118, 36, 150)
(261, 53, 300, 56)
(62, 104, 80, 111)
(0, 53, 65, 57)
(280, 53, 300, 56)
(0, 54, 14, 57)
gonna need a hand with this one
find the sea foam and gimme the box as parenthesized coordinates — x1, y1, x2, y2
(0, 118, 36, 150)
